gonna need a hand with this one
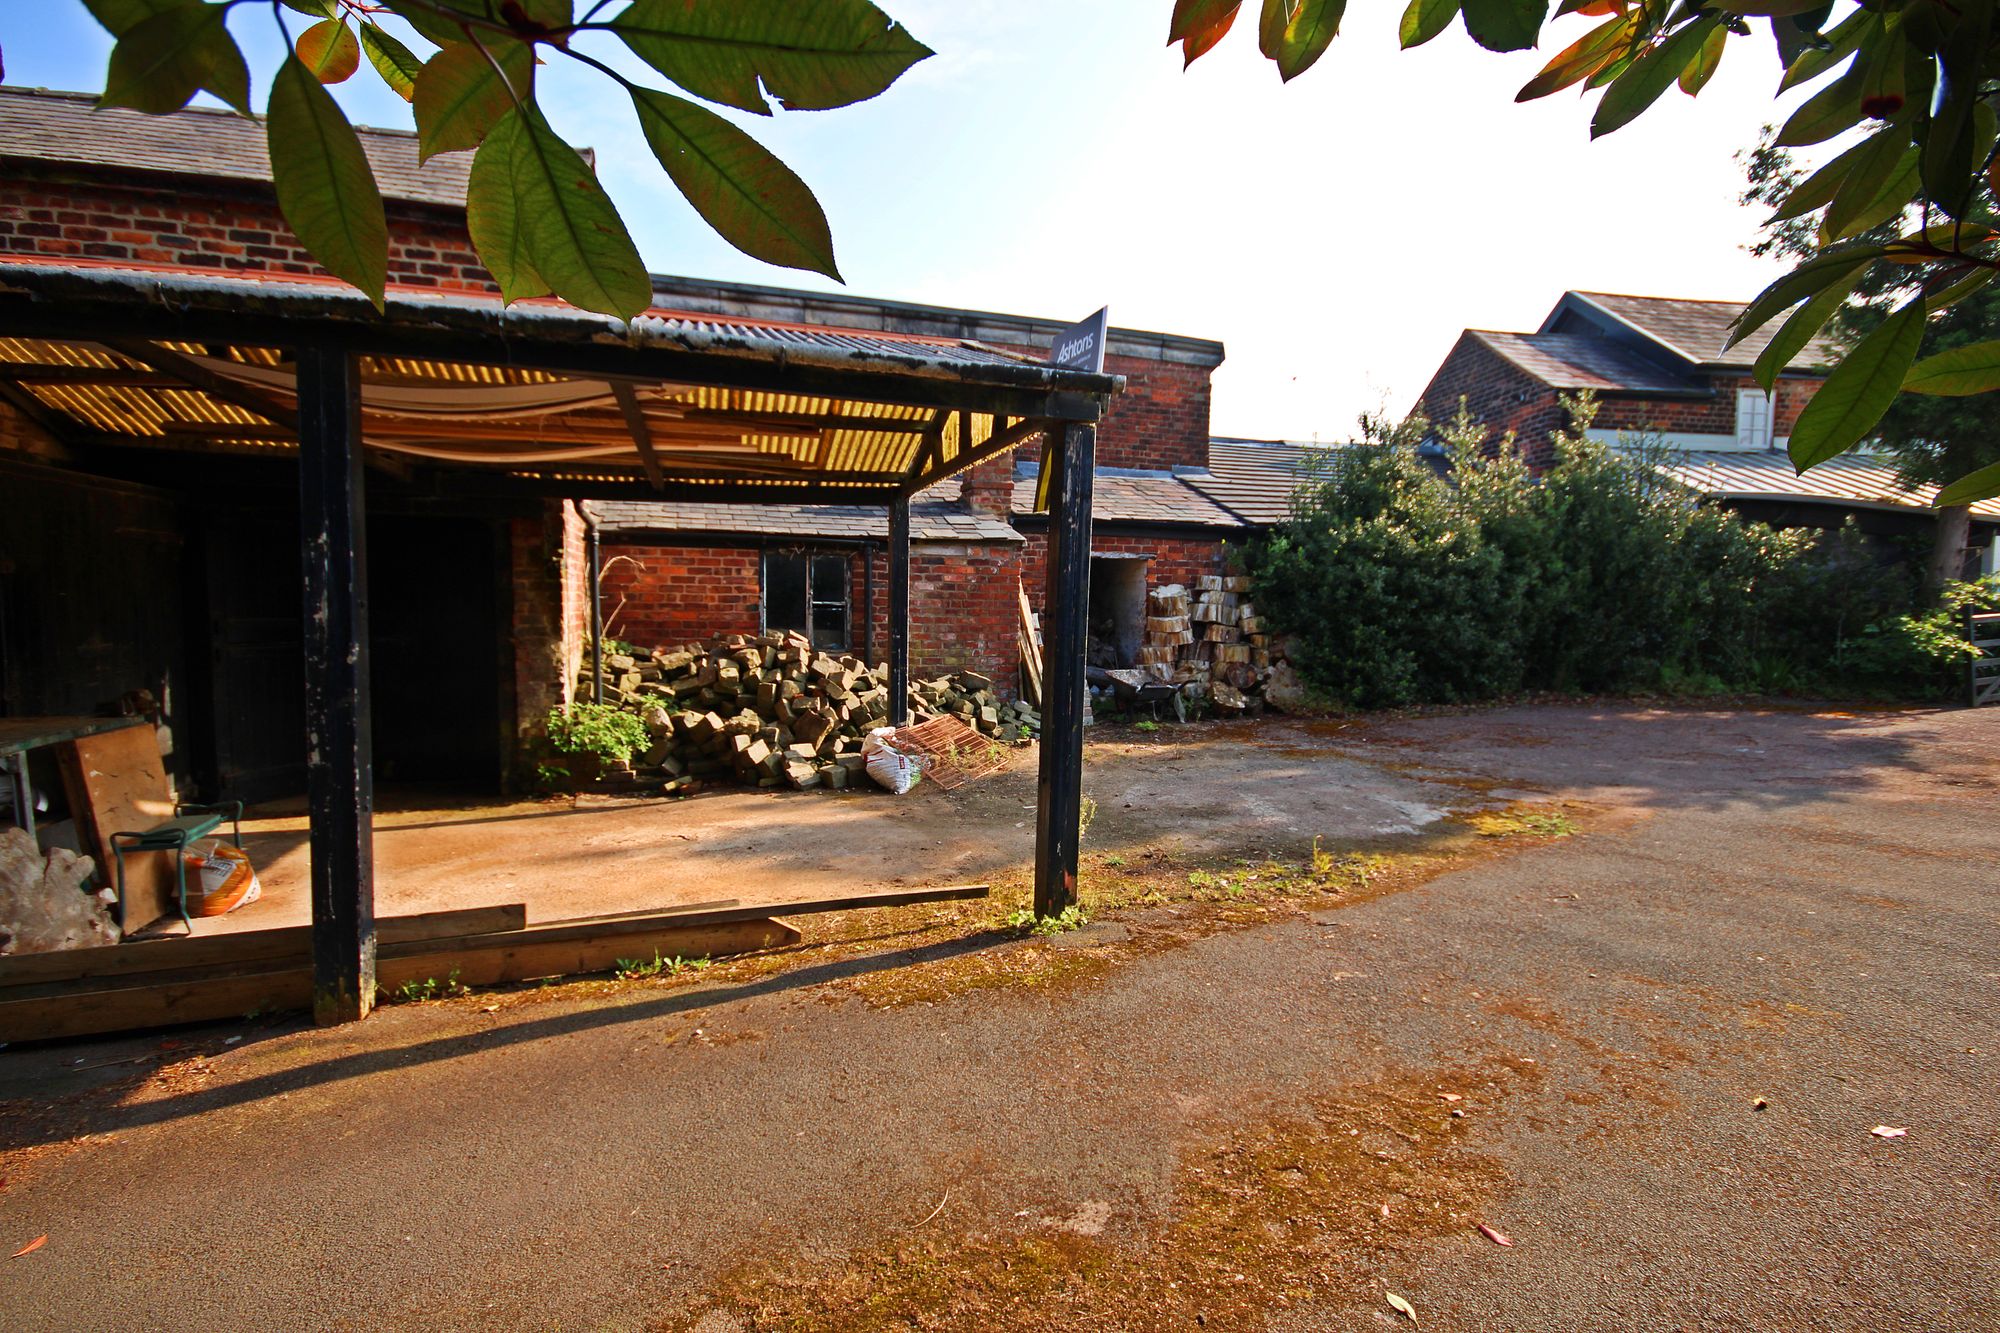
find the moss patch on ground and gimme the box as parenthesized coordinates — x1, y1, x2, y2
(680, 1057, 1537, 1333)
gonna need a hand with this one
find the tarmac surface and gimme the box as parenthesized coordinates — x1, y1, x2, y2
(1, 702, 1994, 1331)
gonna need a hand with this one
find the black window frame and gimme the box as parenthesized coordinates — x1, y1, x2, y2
(760, 548, 851, 651)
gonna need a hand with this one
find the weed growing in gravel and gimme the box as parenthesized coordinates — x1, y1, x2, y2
(385, 970, 467, 1004)
(614, 952, 714, 980)
(1466, 809, 1577, 839)
(1005, 905, 1091, 936)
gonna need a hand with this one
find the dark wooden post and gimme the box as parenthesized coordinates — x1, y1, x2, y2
(297, 345, 375, 1024)
(1034, 422, 1095, 918)
(887, 496, 911, 725)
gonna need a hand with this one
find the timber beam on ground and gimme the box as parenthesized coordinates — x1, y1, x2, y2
(0, 885, 990, 1043)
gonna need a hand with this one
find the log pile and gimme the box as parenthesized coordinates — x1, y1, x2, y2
(1134, 575, 1280, 713)
(575, 632, 1040, 794)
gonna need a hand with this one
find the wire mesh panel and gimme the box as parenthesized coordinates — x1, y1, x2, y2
(1970, 613, 2000, 707)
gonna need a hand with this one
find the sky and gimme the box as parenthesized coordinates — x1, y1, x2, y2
(6, 2, 1825, 442)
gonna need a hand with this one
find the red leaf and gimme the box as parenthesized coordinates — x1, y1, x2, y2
(1477, 1222, 1514, 1246)
(1175, 1, 1243, 65)
(12, 1235, 46, 1258)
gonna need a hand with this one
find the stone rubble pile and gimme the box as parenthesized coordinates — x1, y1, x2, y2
(0, 826, 118, 954)
(576, 630, 1040, 794)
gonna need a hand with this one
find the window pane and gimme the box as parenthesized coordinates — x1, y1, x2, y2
(809, 555, 848, 650)
(763, 554, 808, 633)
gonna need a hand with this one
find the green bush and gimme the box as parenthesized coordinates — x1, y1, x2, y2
(1247, 399, 1988, 708)
(546, 701, 650, 765)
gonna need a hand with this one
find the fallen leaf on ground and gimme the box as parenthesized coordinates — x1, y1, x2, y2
(1387, 1291, 1418, 1323)
(1871, 1125, 1907, 1139)
(12, 1236, 46, 1257)
(1439, 1093, 1462, 1103)
(1477, 1223, 1513, 1247)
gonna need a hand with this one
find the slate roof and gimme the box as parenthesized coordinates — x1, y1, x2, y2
(0, 85, 471, 208)
(1187, 439, 1342, 525)
(585, 495, 1023, 544)
(1469, 330, 1706, 395)
(1009, 469, 1246, 528)
(1562, 291, 1845, 373)
(1657, 450, 2000, 520)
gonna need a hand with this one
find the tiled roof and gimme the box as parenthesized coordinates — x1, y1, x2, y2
(1187, 439, 1342, 525)
(1657, 450, 2000, 520)
(1470, 330, 1706, 394)
(584, 496, 1022, 544)
(0, 85, 471, 208)
(1009, 469, 1246, 528)
(1565, 291, 1844, 373)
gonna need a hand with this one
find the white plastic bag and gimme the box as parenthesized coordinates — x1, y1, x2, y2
(861, 727, 922, 794)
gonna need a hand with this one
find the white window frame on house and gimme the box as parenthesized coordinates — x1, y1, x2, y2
(760, 549, 851, 651)
(1735, 387, 1775, 451)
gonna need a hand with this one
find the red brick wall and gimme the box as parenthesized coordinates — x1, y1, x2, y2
(601, 545, 764, 647)
(1422, 336, 1829, 462)
(0, 167, 493, 292)
(602, 539, 1027, 697)
(977, 347, 1214, 474)
(1416, 333, 1570, 468)
(509, 500, 582, 772)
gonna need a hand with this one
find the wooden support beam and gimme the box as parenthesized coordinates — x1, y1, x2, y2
(297, 345, 376, 1025)
(1034, 422, 1095, 919)
(888, 494, 911, 727)
(901, 415, 1049, 497)
(610, 380, 665, 490)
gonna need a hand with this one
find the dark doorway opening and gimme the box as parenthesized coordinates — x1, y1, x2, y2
(1087, 555, 1148, 669)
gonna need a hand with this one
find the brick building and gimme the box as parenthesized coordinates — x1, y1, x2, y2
(0, 86, 1259, 797)
(1416, 290, 1843, 468)
(1413, 290, 2000, 566)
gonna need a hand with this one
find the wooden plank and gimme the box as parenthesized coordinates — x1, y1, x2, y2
(0, 886, 990, 1041)
(0, 715, 146, 758)
(0, 917, 798, 1043)
(0, 903, 528, 990)
(55, 725, 177, 933)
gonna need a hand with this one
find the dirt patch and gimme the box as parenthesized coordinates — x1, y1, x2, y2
(678, 1059, 1536, 1333)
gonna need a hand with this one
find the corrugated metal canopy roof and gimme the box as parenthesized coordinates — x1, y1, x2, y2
(0, 257, 1122, 503)
(1658, 450, 2000, 520)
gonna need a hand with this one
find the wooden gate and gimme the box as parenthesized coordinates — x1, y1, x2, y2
(1970, 612, 2000, 707)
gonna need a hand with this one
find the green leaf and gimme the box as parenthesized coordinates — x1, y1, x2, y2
(1398, 0, 1460, 47)
(84, 0, 195, 35)
(1924, 265, 1999, 313)
(413, 39, 533, 162)
(1903, 339, 2000, 396)
(613, 0, 932, 115)
(1266, 0, 1344, 79)
(1775, 53, 1864, 146)
(1591, 16, 1719, 138)
(1752, 277, 1853, 392)
(1516, 12, 1633, 101)
(1172, 0, 1242, 41)
(1820, 146, 1919, 243)
(381, 0, 495, 49)
(1259, 0, 1293, 58)
(278, 0, 340, 17)
(464, 120, 549, 305)
(630, 87, 839, 280)
(358, 22, 423, 101)
(1677, 21, 1725, 95)
(467, 106, 652, 321)
(1936, 459, 2000, 507)
(1771, 123, 1896, 222)
(1777, 8, 1866, 92)
(297, 18, 361, 85)
(1460, 0, 1547, 54)
(100, 3, 251, 115)
(1818, 126, 1914, 240)
(1729, 244, 1887, 348)
(1787, 296, 1925, 470)
(267, 55, 388, 308)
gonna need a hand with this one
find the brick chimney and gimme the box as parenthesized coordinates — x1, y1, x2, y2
(958, 455, 1015, 518)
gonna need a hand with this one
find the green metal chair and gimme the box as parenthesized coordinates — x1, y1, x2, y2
(111, 801, 244, 931)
